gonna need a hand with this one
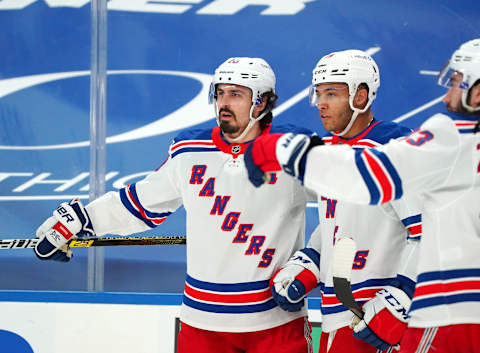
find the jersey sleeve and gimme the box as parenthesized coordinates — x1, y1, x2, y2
(86, 152, 183, 236)
(389, 194, 423, 242)
(303, 114, 460, 205)
(390, 238, 419, 298)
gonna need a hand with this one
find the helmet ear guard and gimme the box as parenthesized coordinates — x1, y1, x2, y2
(437, 38, 480, 112)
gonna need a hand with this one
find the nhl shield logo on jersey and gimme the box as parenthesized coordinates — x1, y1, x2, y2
(231, 145, 241, 154)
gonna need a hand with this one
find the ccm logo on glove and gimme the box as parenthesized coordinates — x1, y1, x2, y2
(377, 288, 409, 321)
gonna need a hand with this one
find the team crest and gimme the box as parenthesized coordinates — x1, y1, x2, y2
(231, 145, 241, 154)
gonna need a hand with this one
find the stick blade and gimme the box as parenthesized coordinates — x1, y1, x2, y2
(332, 237, 364, 319)
(332, 237, 356, 280)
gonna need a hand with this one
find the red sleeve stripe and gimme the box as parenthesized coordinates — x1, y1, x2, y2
(125, 185, 167, 225)
(407, 224, 422, 236)
(362, 149, 394, 203)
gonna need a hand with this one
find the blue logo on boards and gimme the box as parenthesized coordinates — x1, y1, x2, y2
(0, 330, 34, 353)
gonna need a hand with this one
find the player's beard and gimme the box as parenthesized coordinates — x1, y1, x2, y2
(446, 102, 468, 114)
(219, 108, 240, 134)
(323, 105, 353, 133)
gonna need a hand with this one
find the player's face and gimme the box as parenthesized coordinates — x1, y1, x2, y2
(314, 83, 352, 133)
(443, 71, 467, 113)
(215, 84, 254, 137)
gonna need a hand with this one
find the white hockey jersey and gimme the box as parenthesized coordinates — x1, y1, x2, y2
(86, 124, 314, 332)
(303, 112, 480, 328)
(307, 120, 422, 333)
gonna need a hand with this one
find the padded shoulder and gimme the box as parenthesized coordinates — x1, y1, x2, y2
(172, 127, 213, 144)
(368, 121, 413, 143)
(270, 123, 316, 136)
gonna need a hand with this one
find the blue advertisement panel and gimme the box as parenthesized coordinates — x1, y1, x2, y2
(0, 0, 479, 292)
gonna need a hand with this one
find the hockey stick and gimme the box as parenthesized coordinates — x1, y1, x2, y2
(332, 237, 364, 325)
(0, 235, 186, 249)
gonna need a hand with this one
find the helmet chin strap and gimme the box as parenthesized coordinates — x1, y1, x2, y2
(334, 109, 360, 137)
(462, 90, 480, 113)
(214, 101, 269, 143)
(229, 105, 268, 142)
(334, 95, 372, 137)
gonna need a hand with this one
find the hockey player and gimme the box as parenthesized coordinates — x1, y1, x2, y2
(244, 39, 480, 353)
(253, 49, 422, 353)
(33, 57, 315, 353)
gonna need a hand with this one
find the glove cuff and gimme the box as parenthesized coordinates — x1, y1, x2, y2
(54, 199, 95, 237)
(276, 134, 311, 179)
(376, 286, 411, 322)
(276, 134, 324, 181)
(70, 199, 95, 236)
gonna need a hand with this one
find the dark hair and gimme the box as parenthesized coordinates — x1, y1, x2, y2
(467, 79, 480, 116)
(259, 90, 278, 130)
(358, 83, 370, 93)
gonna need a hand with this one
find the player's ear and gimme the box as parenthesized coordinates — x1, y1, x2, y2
(470, 82, 480, 109)
(253, 96, 268, 115)
(353, 87, 368, 110)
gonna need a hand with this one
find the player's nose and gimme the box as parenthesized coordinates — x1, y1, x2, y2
(316, 101, 328, 111)
(442, 89, 452, 105)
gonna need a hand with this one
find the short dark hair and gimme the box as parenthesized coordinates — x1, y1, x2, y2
(358, 83, 369, 94)
(467, 79, 480, 114)
(259, 90, 278, 130)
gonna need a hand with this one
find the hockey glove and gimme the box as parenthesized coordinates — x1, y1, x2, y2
(34, 199, 95, 262)
(244, 133, 284, 187)
(245, 133, 323, 187)
(270, 248, 320, 312)
(351, 286, 411, 351)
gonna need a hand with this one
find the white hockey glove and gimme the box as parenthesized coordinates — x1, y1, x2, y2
(351, 286, 411, 351)
(34, 199, 95, 262)
(270, 248, 320, 312)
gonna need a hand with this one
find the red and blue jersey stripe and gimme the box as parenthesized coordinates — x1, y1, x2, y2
(355, 148, 403, 204)
(455, 120, 479, 134)
(169, 139, 219, 159)
(183, 275, 277, 314)
(401, 214, 423, 240)
(410, 268, 480, 312)
(320, 277, 396, 315)
(120, 183, 171, 228)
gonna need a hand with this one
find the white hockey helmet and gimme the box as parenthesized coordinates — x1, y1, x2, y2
(438, 38, 480, 112)
(309, 49, 380, 136)
(209, 57, 276, 141)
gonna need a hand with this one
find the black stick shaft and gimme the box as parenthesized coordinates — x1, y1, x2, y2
(0, 236, 186, 249)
